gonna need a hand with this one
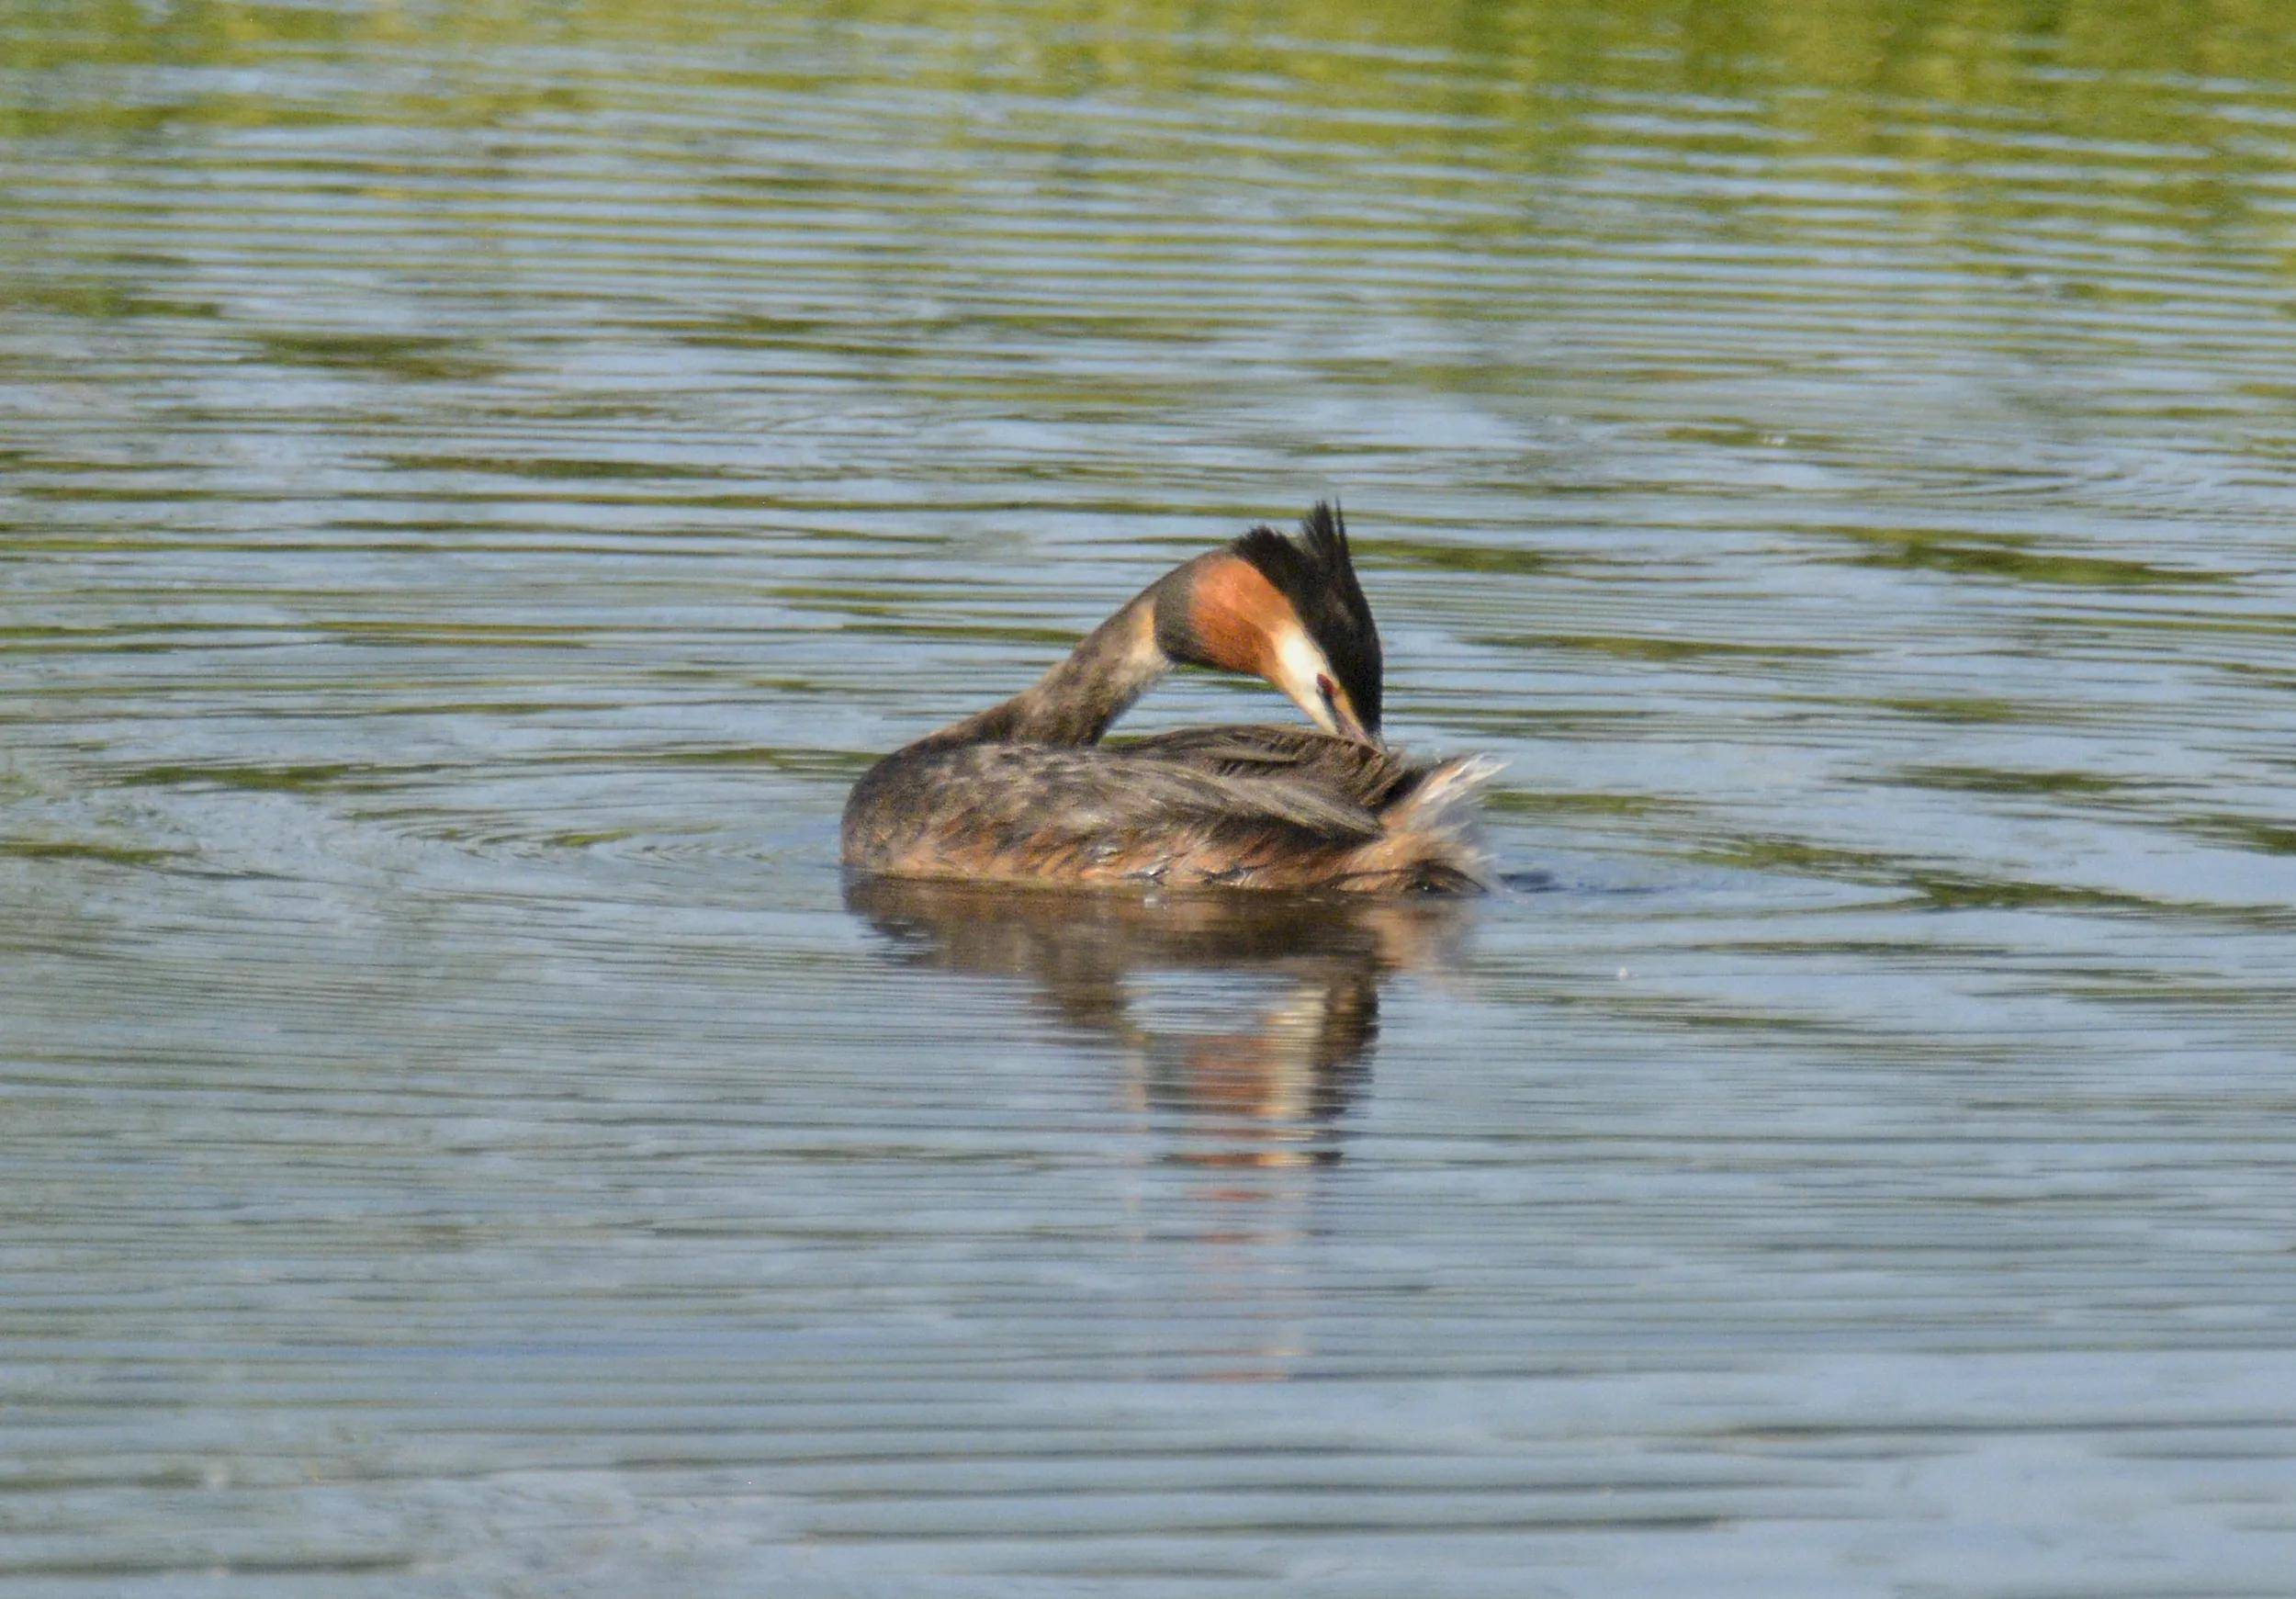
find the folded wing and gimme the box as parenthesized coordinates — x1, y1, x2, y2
(1111, 724, 1424, 812)
(844, 740, 1385, 887)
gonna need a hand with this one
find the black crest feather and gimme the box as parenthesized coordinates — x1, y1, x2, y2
(1230, 501, 1383, 734)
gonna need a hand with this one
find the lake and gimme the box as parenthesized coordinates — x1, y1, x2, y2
(5, 0, 2296, 1593)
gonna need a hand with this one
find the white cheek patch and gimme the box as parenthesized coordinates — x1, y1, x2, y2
(1273, 629, 1338, 732)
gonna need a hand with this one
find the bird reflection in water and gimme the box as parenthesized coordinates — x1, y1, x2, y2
(845, 875, 1471, 1170)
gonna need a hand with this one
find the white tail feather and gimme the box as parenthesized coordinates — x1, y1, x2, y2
(1394, 754, 1503, 829)
(1345, 751, 1503, 892)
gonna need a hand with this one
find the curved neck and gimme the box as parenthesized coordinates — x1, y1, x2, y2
(914, 591, 1171, 750)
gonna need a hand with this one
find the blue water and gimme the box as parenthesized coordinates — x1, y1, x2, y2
(6, 1, 2296, 1592)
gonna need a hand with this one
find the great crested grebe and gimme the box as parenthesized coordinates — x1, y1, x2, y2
(840, 503, 1497, 894)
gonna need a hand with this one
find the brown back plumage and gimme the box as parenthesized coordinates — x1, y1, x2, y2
(843, 728, 1496, 894)
(1113, 724, 1421, 810)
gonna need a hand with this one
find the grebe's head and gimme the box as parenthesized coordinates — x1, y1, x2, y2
(1154, 501, 1384, 743)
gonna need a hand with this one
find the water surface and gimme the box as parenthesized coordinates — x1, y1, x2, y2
(6, 0, 2296, 1593)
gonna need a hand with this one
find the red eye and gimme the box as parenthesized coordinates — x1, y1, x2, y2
(1315, 673, 1336, 705)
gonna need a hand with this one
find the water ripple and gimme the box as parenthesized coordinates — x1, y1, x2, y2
(7, 0, 2296, 1593)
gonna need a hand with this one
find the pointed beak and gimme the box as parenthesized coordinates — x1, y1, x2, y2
(1266, 628, 1380, 748)
(1282, 675, 1378, 748)
(1329, 701, 1378, 748)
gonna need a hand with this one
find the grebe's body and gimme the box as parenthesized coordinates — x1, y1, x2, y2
(840, 505, 1495, 895)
